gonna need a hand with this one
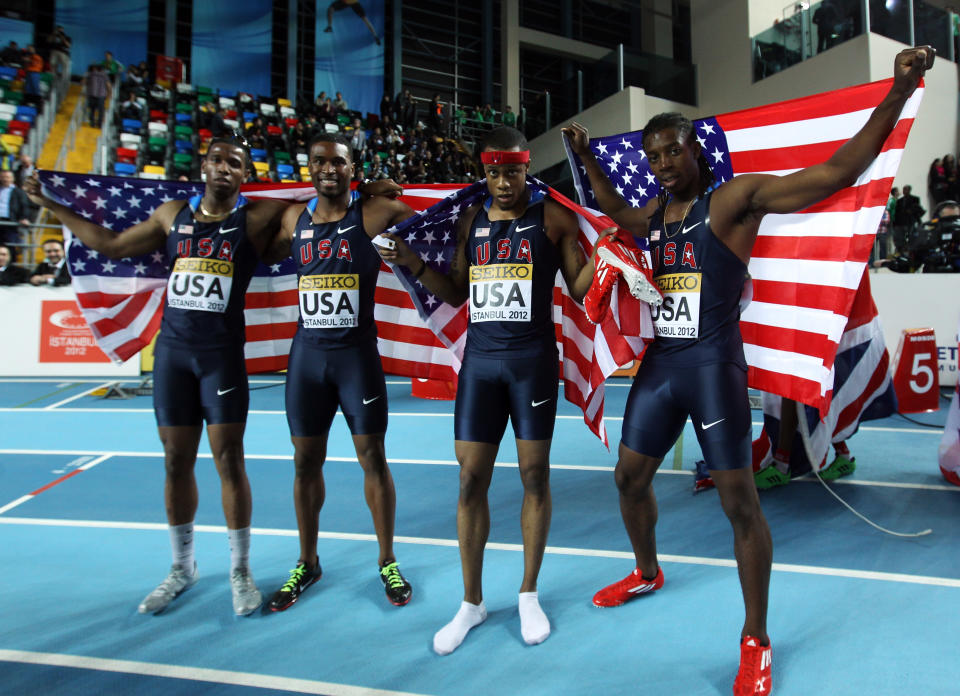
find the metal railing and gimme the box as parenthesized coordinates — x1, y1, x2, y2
(0, 219, 67, 265)
(54, 87, 88, 172)
(93, 79, 121, 176)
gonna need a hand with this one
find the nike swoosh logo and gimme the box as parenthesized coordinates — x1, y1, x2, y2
(362, 395, 381, 405)
(217, 387, 237, 396)
(337, 225, 356, 235)
(701, 418, 725, 430)
(681, 222, 701, 235)
(218, 226, 238, 235)
(516, 224, 536, 233)
(531, 398, 551, 407)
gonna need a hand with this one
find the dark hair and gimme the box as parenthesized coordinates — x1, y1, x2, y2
(308, 132, 352, 160)
(642, 112, 715, 208)
(43, 238, 65, 250)
(476, 126, 530, 166)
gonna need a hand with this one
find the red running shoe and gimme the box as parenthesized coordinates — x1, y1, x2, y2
(595, 237, 663, 307)
(734, 636, 772, 696)
(584, 256, 620, 324)
(592, 566, 664, 607)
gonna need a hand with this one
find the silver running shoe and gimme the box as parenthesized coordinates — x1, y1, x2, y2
(138, 563, 199, 614)
(230, 568, 262, 616)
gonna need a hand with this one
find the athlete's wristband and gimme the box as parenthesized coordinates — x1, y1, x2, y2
(413, 260, 427, 278)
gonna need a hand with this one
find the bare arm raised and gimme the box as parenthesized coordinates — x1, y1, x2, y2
(23, 172, 174, 258)
(710, 46, 934, 263)
(561, 121, 657, 238)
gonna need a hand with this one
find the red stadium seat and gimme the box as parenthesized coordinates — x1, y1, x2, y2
(284, 117, 299, 128)
(6, 120, 29, 137)
(266, 125, 282, 136)
(149, 110, 167, 123)
(115, 147, 137, 164)
(225, 109, 237, 119)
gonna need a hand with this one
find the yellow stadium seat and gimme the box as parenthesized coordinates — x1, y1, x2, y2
(277, 98, 292, 107)
(1, 133, 23, 153)
(280, 178, 296, 183)
(299, 166, 310, 179)
(142, 164, 166, 175)
(253, 160, 269, 173)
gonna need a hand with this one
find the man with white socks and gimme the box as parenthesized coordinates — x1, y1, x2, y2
(380, 126, 600, 653)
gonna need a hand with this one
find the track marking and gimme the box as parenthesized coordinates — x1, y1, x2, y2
(1, 516, 958, 588)
(0, 650, 431, 696)
(1, 449, 956, 490)
(44, 382, 113, 410)
(12, 383, 79, 408)
(0, 454, 112, 515)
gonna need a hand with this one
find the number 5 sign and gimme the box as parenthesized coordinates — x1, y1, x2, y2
(891, 328, 940, 413)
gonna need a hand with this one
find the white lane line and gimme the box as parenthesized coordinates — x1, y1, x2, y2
(0, 407, 945, 435)
(44, 382, 113, 410)
(1, 449, 956, 490)
(0, 454, 113, 515)
(1, 517, 958, 588)
(0, 650, 431, 696)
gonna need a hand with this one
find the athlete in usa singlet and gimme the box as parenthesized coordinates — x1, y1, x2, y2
(622, 189, 752, 469)
(153, 195, 258, 426)
(285, 197, 387, 436)
(456, 193, 561, 443)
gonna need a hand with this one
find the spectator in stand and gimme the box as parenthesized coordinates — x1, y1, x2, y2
(317, 96, 333, 125)
(893, 183, 925, 250)
(101, 50, 123, 83)
(123, 63, 146, 91)
(245, 116, 266, 150)
(209, 107, 228, 138)
(380, 93, 392, 123)
(14, 154, 35, 187)
(384, 124, 403, 148)
(289, 120, 309, 154)
(29, 238, 71, 287)
(119, 91, 143, 122)
(369, 126, 385, 153)
(944, 154, 958, 201)
(349, 117, 367, 161)
(0, 242, 29, 285)
(0, 169, 33, 251)
(46, 26, 71, 79)
(428, 94, 443, 135)
(334, 91, 348, 113)
(368, 153, 386, 180)
(85, 64, 109, 128)
(23, 45, 44, 97)
(0, 41, 20, 65)
(930, 158, 949, 204)
(501, 105, 517, 128)
(397, 89, 415, 129)
(479, 103, 496, 123)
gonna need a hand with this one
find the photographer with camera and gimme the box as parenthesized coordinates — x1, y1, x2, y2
(879, 199, 960, 273)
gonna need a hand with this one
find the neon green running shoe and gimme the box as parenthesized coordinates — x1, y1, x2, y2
(379, 561, 412, 606)
(819, 453, 856, 481)
(754, 464, 790, 490)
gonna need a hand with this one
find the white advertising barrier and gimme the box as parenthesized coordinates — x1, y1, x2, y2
(870, 272, 959, 387)
(0, 285, 141, 377)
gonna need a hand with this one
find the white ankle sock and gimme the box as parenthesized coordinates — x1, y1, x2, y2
(433, 601, 487, 655)
(518, 591, 550, 645)
(169, 522, 194, 570)
(227, 527, 250, 573)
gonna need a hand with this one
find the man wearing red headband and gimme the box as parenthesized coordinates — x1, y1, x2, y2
(381, 126, 601, 654)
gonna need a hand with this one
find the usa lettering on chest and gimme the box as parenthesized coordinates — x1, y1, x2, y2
(176, 237, 235, 261)
(475, 237, 532, 265)
(652, 241, 698, 271)
(299, 238, 353, 264)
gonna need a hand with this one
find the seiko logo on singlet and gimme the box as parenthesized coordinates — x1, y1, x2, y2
(468, 263, 532, 323)
(298, 274, 360, 327)
(167, 258, 234, 313)
(651, 272, 701, 338)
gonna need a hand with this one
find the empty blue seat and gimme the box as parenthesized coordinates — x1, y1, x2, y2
(174, 139, 193, 153)
(242, 111, 257, 124)
(121, 119, 142, 134)
(276, 163, 294, 177)
(175, 112, 192, 124)
(15, 105, 37, 123)
(250, 147, 267, 162)
(218, 89, 236, 99)
(0, 66, 17, 81)
(114, 162, 137, 176)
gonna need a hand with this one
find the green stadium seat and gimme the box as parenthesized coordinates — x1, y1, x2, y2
(273, 151, 291, 164)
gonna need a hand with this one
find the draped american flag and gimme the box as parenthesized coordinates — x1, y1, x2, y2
(566, 77, 923, 415)
(39, 173, 646, 444)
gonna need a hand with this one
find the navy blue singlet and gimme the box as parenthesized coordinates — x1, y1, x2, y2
(160, 195, 258, 349)
(290, 197, 379, 347)
(465, 195, 559, 358)
(644, 190, 748, 367)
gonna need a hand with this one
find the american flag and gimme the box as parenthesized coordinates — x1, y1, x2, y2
(566, 77, 923, 416)
(753, 269, 897, 475)
(40, 173, 644, 444)
(384, 177, 652, 444)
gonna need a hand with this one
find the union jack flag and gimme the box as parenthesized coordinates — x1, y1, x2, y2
(566, 77, 923, 416)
